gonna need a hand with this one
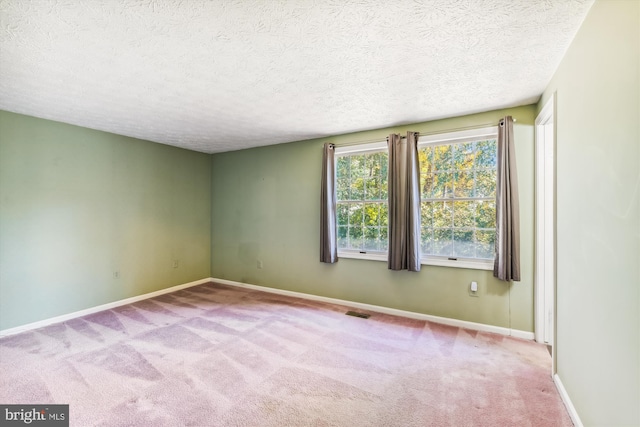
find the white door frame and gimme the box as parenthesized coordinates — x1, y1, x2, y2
(535, 93, 556, 372)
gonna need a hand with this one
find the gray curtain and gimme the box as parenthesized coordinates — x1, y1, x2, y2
(387, 131, 421, 271)
(320, 142, 338, 263)
(494, 116, 521, 281)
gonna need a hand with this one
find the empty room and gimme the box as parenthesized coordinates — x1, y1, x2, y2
(0, 1, 638, 426)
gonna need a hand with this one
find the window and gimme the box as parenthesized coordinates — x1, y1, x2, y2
(418, 127, 498, 265)
(334, 127, 498, 269)
(335, 142, 388, 257)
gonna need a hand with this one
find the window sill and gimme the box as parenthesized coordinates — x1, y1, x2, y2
(338, 251, 493, 271)
(421, 257, 493, 271)
(338, 251, 387, 262)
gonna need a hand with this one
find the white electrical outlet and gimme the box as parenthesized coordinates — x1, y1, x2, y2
(470, 281, 478, 292)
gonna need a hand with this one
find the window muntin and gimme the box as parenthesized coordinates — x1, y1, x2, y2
(336, 146, 388, 253)
(418, 135, 497, 261)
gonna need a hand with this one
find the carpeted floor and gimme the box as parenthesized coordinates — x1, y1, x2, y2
(0, 282, 572, 426)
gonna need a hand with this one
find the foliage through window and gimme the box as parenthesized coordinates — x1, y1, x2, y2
(335, 128, 497, 264)
(418, 136, 497, 260)
(336, 145, 388, 253)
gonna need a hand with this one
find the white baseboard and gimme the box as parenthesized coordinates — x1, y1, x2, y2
(1, 276, 535, 342)
(554, 374, 583, 427)
(212, 278, 535, 340)
(510, 329, 536, 340)
(0, 278, 211, 337)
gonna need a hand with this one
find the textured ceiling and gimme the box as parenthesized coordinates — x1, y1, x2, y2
(0, 0, 593, 153)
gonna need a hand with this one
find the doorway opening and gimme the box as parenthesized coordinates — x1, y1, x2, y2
(535, 94, 556, 373)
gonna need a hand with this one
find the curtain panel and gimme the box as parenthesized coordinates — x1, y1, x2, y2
(387, 131, 421, 271)
(494, 116, 521, 281)
(320, 142, 338, 263)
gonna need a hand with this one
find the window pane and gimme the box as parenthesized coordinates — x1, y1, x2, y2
(453, 142, 475, 170)
(453, 201, 475, 228)
(350, 155, 366, 177)
(364, 203, 380, 226)
(421, 202, 433, 229)
(365, 153, 381, 177)
(380, 173, 388, 200)
(379, 203, 388, 227)
(432, 172, 453, 198)
(348, 203, 363, 226)
(337, 203, 349, 226)
(421, 227, 433, 254)
(453, 230, 474, 258)
(476, 169, 496, 198)
(475, 140, 497, 168)
(432, 201, 452, 228)
(419, 146, 432, 171)
(337, 156, 350, 178)
(364, 227, 379, 251)
(421, 173, 434, 199)
(433, 228, 453, 257)
(350, 177, 364, 200)
(380, 227, 388, 251)
(380, 152, 388, 178)
(365, 176, 380, 200)
(337, 177, 349, 200)
(433, 145, 452, 171)
(337, 226, 348, 249)
(348, 226, 363, 250)
(476, 200, 496, 229)
(367, 153, 383, 177)
(454, 171, 474, 198)
(476, 230, 495, 259)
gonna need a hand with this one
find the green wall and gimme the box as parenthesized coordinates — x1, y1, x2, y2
(538, 0, 639, 425)
(0, 111, 212, 330)
(211, 105, 536, 332)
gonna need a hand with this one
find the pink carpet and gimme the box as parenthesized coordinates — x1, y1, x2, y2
(0, 282, 572, 426)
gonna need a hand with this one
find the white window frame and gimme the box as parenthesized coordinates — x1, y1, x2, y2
(334, 127, 498, 271)
(418, 126, 498, 270)
(335, 141, 388, 261)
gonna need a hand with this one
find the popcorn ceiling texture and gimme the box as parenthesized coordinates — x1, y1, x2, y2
(0, 0, 593, 153)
